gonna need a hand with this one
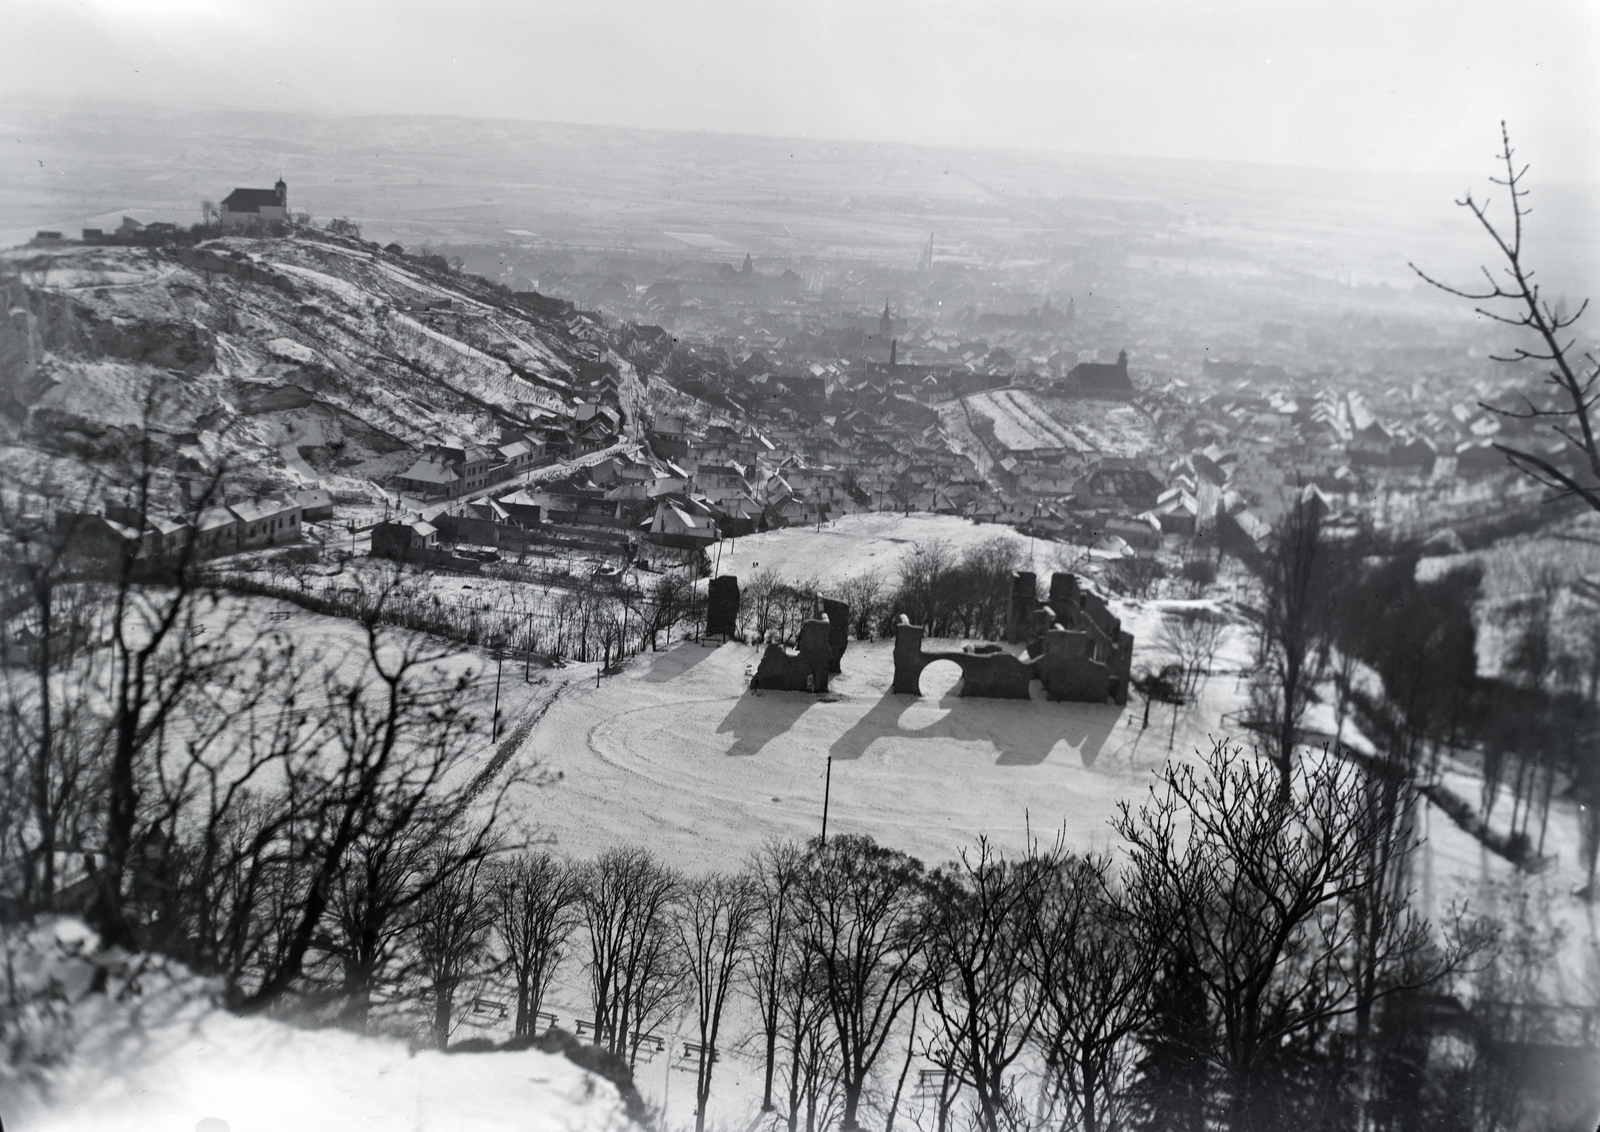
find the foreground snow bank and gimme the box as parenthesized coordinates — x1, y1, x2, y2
(3, 919, 634, 1132)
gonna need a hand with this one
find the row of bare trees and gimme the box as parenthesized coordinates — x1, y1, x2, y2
(216, 560, 699, 667)
(732, 535, 1028, 649)
(403, 740, 1491, 1132)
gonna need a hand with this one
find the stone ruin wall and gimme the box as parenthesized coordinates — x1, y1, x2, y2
(716, 567, 1131, 706)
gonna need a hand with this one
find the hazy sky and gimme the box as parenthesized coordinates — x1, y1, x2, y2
(5, 0, 1597, 183)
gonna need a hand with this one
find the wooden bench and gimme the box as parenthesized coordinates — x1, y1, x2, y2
(534, 1010, 557, 1033)
(631, 1033, 666, 1055)
(575, 1018, 614, 1042)
(626, 1033, 665, 1062)
(683, 1041, 719, 1063)
(916, 1069, 948, 1095)
(469, 997, 508, 1019)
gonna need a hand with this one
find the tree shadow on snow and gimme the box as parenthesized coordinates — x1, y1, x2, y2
(829, 690, 1124, 768)
(638, 639, 724, 684)
(716, 688, 818, 757)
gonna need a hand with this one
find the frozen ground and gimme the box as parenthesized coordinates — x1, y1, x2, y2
(517, 632, 1221, 871)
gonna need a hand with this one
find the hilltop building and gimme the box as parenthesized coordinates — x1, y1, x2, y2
(221, 179, 289, 227)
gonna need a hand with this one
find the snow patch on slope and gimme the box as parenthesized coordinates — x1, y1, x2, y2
(264, 336, 322, 366)
(3, 919, 634, 1132)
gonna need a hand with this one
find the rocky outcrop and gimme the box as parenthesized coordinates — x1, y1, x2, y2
(0, 298, 45, 422)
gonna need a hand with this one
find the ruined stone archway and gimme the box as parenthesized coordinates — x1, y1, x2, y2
(917, 657, 964, 701)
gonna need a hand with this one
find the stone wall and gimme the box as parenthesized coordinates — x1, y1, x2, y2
(707, 575, 740, 638)
(752, 617, 835, 692)
(905, 569, 1133, 705)
(891, 619, 1034, 699)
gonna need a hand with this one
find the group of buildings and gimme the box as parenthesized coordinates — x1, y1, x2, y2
(48, 488, 334, 566)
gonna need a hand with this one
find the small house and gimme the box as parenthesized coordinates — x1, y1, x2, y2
(229, 498, 302, 550)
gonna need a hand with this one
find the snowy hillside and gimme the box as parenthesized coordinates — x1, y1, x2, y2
(0, 234, 642, 502)
(2, 919, 637, 1132)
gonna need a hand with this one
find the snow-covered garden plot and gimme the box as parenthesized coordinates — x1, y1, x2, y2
(963, 388, 1086, 454)
(1035, 395, 1159, 458)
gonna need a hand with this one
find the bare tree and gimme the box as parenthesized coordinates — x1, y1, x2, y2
(895, 539, 956, 635)
(1114, 739, 1486, 1132)
(1108, 554, 1165, 601)
(490, 851, 583, 1037)
(836, 570, 884, 641)
(747, 838, 807, 1111)
(1030, 856, 1156, 1132)
(679, 869, 759, 1132)
(923, 836, 1055, 1132)
(1250, 493, 1329, 804)
(1412, 122, 1600, 511)
(795, 833, 931, 1132)
(777, 943, 844, 1132)
(322, 819, 441, 1033)
(1158, 608, 1226, 699)
(413, 844, 496, 1050)
(630, 570, 691, 651)
(0, 483, 110, 912)
(136, 633, 328, 979)
(92, 439, 238, 947)
(742, 567, 784, 642)
(238, 587, 493, 1012)
(580, 846, 682, 1067)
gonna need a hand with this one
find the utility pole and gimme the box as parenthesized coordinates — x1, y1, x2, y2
(820, 753, 833, 846)
(491, 649, 504, 742)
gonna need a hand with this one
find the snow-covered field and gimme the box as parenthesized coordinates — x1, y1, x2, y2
(501, 606, 1597, 1128)
(710, 512, 1094, 587)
